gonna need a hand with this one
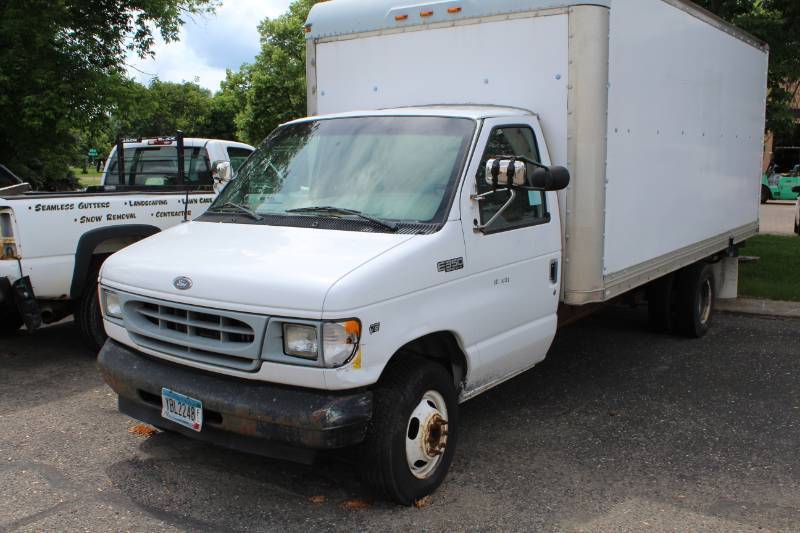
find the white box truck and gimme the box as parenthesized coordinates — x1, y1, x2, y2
(96, 0, 768, 505)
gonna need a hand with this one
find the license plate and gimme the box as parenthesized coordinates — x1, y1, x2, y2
(161, 388, 203, 432)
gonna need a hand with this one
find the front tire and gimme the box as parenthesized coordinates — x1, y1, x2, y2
(675, 263, 715, 338)
(761, 186, 771, 204)
(358, 356, 458, 506)
(77, 265, 107, 352)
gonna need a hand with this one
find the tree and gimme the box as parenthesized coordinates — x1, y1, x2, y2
(0, 0, 216, 190)
(236, 0, 322, 145)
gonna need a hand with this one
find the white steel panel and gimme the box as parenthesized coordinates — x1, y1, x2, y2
(603, 0, 767, 276)
(315, 14, 570, 167)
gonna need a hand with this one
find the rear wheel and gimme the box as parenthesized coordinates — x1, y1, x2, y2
(358, 356, 458, 506)
(675, 263, 715, 338)
(761, 186, 771, 204)
(77, 263, 107, 352)
(0, 310, 23, 337)
(646, 273, 676, 333)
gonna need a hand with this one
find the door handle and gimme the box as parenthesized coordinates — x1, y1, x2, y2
(549, 259, 558, 283)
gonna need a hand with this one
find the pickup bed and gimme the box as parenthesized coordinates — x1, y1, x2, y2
(0, 137, 253, 347)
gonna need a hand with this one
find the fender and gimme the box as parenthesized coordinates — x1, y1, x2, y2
(70, 225, 160, 299)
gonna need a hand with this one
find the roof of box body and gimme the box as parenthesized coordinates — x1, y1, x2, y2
(304, 0, 767, 51)
(305, 0, 610, 40)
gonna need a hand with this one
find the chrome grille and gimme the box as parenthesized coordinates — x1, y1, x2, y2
(121, 297, 268, 372)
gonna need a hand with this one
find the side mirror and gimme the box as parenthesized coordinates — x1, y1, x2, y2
(484, 159, 570, 191)
(211, 161, 233, 194)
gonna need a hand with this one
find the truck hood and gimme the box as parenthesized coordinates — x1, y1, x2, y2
(100, 221, 415, 315)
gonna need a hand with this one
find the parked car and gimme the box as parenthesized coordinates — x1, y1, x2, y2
(0, 135, 254, 347)
(96, 0, 767, 505)
(762, 166, 800, 203)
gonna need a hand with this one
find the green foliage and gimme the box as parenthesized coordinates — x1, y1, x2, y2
(0, 0, 216, 190)
(235, 0, 322, 145)
(739, 234, 800, 301)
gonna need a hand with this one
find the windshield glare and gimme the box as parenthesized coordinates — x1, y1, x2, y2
(212, 116, 475, 223)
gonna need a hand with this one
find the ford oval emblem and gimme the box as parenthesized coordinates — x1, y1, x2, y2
(173, 276, 193, 291)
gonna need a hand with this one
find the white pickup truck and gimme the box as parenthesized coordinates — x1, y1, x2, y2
(97, 0, 768, 505)
(0, 136, 253, 347)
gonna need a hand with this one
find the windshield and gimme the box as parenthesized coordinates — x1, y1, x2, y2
(211, 116, 475, 225)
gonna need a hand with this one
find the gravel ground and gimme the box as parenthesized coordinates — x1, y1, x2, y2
(1, 307, 799, 532)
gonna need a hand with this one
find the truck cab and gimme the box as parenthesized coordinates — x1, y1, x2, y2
(98, 106, 568, 502)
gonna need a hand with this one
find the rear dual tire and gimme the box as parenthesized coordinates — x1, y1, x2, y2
(648, 263, 715, 338)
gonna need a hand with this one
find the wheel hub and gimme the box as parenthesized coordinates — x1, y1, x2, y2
(405, 390, 449, 479)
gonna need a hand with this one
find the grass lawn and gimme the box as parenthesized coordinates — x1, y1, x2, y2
(739, 234, 800, 302)
(70, 166, 103, 188)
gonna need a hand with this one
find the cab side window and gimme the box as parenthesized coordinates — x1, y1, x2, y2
(476, 126, 548, 232)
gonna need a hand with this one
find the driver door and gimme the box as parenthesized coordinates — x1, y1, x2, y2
(459, 116, 562, 389)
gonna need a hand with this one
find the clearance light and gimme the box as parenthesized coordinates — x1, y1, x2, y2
(395, 14, 409, 21)
(304, 24, 312, 33)
(420, 10, 434, 17)
(448, 7, 462, 14)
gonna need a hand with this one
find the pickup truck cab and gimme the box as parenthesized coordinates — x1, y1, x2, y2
(0, 136, 253, 346)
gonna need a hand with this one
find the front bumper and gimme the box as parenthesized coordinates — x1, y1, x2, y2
(98, 340, 373, 464)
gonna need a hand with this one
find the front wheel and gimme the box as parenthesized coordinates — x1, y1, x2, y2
(761, 186, 771, 204)
(358, 356, 458, 506)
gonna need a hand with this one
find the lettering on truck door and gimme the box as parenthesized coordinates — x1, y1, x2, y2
(459, 118, 562, 390)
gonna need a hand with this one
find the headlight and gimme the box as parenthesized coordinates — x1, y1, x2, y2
(102, 289, 122, 318)
(283, 324, 319, 359)
(322, 320, 360, 368)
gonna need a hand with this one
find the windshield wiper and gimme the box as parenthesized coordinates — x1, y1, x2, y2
(207, 202, 263, 221)
(286, 206, 398, 232)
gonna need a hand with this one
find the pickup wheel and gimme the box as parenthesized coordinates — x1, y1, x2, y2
(0, 310, 23, 336)
(675, 263, 715, 338)
(761, 186, 770, 204)
(77, 265, 107, 352)
(358, 356, 458, 506)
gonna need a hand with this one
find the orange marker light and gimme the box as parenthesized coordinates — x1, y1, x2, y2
(395, 14, 409, 21)
(448, 6, 462, 13)
(420, 10, 434, 17)
(304, 24, 312, 33)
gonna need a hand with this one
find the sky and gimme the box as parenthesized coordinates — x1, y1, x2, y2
(125, 0, 293, 93)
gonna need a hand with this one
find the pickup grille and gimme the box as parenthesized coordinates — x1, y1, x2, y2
(122, 298, 267, 372)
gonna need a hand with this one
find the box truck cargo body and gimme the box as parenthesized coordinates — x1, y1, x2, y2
(96, 0, 769, 505)
(306, 0, 768, 305)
